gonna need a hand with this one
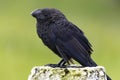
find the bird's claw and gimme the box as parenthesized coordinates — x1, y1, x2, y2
(45, 64, 66, 68)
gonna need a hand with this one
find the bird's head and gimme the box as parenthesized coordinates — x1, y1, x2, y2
(31, 8, 66, 22)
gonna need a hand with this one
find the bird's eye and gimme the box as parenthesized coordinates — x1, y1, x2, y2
(43, 14, 52, 19)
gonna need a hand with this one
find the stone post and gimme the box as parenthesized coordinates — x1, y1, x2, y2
(28, 65, 107, 80)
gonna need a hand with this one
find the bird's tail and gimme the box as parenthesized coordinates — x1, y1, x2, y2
(89, 58, 112, 80)
(106, 75, 112, 80)
(89, 57, 98, 66)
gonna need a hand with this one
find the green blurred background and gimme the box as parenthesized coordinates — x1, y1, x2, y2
(0, 0, 120, 80)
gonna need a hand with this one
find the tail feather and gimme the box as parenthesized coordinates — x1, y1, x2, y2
(106, 75, 112, 80)
(89, 58, 111, 80)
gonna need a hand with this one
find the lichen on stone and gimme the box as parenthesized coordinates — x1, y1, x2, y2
(28, 66, 107, 80)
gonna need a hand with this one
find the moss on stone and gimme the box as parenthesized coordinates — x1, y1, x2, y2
(28, 65, 107, 80)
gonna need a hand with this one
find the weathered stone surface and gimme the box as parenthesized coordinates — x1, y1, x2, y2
(28, 65, 107, 80)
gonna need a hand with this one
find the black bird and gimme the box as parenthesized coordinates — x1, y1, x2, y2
(31, 8, 111, 80)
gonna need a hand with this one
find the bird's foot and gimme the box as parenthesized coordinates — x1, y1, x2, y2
(67, 65, 83, 68)
(45, 64, 66, 68)
(45, 64, 59, 68)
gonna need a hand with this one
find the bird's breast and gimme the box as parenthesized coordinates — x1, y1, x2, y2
(38, 29, 56, 47)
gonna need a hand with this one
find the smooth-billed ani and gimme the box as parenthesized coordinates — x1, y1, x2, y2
(31, 8, 111, 80)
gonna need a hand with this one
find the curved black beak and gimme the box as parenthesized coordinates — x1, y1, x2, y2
(31, 9, 41, 18)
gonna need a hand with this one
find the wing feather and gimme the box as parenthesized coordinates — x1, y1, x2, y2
(52, 21, 97, 66)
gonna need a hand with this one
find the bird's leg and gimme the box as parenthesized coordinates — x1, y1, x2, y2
(57, 59, 66, 67)
(45, 59, 66, 68)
